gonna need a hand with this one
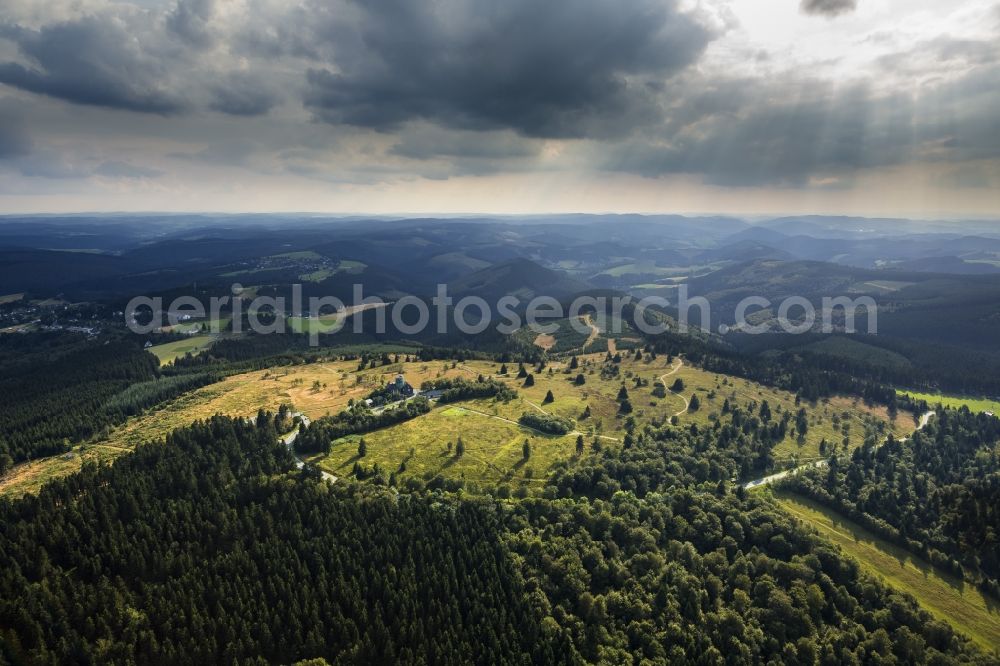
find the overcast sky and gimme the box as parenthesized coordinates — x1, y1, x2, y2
(0, 0, 998, 217)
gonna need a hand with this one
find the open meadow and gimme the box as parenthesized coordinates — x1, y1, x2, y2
(900, 389, 1000, 416)
(310, 350, 913, 488)
(148, 335, 217, 365)
(1, 345, 914, 498)
(147, 315, 235, 365)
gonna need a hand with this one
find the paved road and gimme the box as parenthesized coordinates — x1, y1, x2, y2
(743, 410, 936, 490)
(284, 413, 337, 483)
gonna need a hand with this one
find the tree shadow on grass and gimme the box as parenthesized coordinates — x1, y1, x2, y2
(335, 454, 363, 471)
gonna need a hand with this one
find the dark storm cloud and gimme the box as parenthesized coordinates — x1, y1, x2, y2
(0, 0, 997, 194)
(209, 75, 280, 116)
(0, 19, 183, 114)
(0, 108, 30, 159)
(303, 0, 715, 138)
(603, 84, 888, 186)
(166, 0, 216, 49)
(390, 127, 538, 161)
(603, 50, 1000, 188)
(800, 0, 858, 18)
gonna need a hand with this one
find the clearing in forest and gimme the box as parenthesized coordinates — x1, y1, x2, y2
(1, 352, 910, 498)
(899, 390, 1000, 416)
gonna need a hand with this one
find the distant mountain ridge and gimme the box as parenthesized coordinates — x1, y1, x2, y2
(449, 257, 592, 303)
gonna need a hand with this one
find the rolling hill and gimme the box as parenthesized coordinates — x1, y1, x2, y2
(449, 257, 592, 303)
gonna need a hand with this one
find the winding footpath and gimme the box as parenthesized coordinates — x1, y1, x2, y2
(743, 410, 936, 490)
(657, 358, 689, 418)
(580, 314, 601, 351)
(452, 405, 619, 442)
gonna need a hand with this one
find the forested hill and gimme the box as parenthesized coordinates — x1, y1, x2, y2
(0, 335, 158, 466)
(1, 414, 994, 664)
(0, 333, 218, 471)
(784, 408, 1000, 597)
(0, 416, 552, 665)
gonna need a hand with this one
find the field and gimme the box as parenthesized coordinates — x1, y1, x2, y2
(300, 260, 365, 283)
(286, 302, 390, 335)
(900, 390, 1000, 415)
(596, 262, 718, 278)
(0, 349, 436, 497)
(774, 492, 1000, 653)
(310, 352, 911, 486)
(313, 406, 578, 488)
(857, 280, 917, 292)
(638, 355, 912, 463)
(1, 350, 911, 498)
(523, 318, 594, 353)
(524, 315, 636, 355)
(286, 315, 345, 335)
(110, 356, 478, 443)
(160, 315, 231, 335)
(148, 335, 217, 365)
(0, 292, 24, 305)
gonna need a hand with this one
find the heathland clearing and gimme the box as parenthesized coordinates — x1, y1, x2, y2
(1, 351, 908, 498)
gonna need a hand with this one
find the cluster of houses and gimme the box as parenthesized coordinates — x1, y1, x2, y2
(364, 374, 416, 407)
(362, 374, 447, 407)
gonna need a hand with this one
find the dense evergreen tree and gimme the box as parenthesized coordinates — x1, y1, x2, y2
(0, 416, 551, 665)
(0, 408, 993, 665)
(0, 336, 176, 464)
(420, 377, 517, 404)
(295, 398, 431, 454)
(2, 328, 996, 665)
(518, 412, 573, 435)
(785, 408, 1000, 595)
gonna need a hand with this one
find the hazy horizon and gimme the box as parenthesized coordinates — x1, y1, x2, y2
(2, 211, 1000, 224)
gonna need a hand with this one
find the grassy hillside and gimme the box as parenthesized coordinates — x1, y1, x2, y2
(774, 492, 1000, 653)
(313, 406, 578, 488)
(148, 335, 217, 365)
(309, 353, 910, 487)
(899, 389, 1000, 415)
(1, 352, 910, 498)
